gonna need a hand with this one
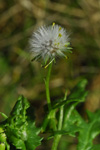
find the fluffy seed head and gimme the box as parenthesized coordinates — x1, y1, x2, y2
(29, 23, 71, 64)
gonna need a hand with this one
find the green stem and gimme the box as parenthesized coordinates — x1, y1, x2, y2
(45, 62, 53, 111)
(51, 91, 67, 150)
(52, 135, 61, 150)
(51, 106, 64, 150)
(58, 106, 64, 130)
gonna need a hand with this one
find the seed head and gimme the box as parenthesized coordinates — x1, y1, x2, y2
(29, 23, 72, 66)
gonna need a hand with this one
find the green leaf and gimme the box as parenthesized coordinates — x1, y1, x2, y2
(68, 79, 88, 101)
(6, 126, 26, 150)
(63, 107, 83, 137)
(62, 80, 88, 135)
(0, 112, 8, 119)
(57, 80, 100, 150)
(53, 98, 84, 110)
(53, 79, 88, 110)
(77, 110, 100, 150)
(0, 143, 5, 150)
(25, 122, 41, 150)
(0, 95, 42, 150)
(91, 144, 100, 150)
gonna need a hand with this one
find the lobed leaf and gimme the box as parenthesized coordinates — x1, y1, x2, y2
(0, 95, 42, 150)
(77, 110, 100, 150)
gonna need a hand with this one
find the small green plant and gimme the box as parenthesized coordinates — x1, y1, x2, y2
(0, 23, 100, 150)
(0, 96, 42, 150)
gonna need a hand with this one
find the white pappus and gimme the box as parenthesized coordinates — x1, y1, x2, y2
(29, 23, 72, 66)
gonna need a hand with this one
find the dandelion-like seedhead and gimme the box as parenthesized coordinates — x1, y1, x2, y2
(29, 23, 72, 66)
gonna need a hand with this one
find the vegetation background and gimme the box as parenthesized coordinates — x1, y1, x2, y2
(0, 0, 100, 149)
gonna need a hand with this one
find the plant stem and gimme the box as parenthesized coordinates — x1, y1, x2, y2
(51, 105, 64, 150)
(52, 135, 61, 150)
(45, 62, 53, 112)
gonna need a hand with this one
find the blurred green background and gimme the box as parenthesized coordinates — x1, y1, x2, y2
(0, 0, 100, 148)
